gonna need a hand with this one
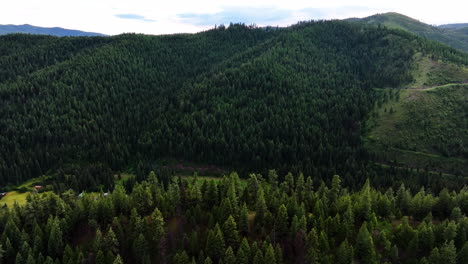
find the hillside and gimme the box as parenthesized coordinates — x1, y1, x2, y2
(0, 24, 106, 37)
(439, 23, 468, 31)
(0, 21, 467, 189)
(349, 12, 468, 52)
(364, 54, 468, 175)
(1, 19, 468, 264)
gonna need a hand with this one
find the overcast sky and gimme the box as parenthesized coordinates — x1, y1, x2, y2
(1, 0, 467, 35)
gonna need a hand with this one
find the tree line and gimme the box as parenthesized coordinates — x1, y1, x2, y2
(1, 171, 468, 263)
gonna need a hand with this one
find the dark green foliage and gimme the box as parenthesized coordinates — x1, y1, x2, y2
(356, 222, 377, 263)
(0, 171, 467, 263)
(0, 19, 468, 264)
(223, 216, 239, 248)
(352, 12, 468, 52)
(1, 20, 467, 189)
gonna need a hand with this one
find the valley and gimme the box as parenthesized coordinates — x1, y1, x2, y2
(0, 15, 467, 264)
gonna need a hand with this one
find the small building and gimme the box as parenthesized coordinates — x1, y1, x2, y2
(34, 185, 43, 190)
(0, 192, 7, 196)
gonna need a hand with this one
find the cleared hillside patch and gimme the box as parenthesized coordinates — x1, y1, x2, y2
(365, 83, 467, 175)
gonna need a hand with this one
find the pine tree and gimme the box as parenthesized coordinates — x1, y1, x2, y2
(223, 247, 237, 264)
(239, 203, 250, 235)
(133, 233, 148, 262)
(275, 244, 284, 264)
(25, 254, 35, 264)
(395, 216, 415, 248)
(264, 244, 276, 264)
(457, 242, 468, 264)
(173, 251, 190, 264)
(253, 249, 264, 264)
(355, 222, 376, 264)
(306, 229, 320, 263)
(419, 222, 435, 254)
(93, 228, 103, 252)
(439, 241, 456, 264)
(0, 245, 4, 263)
(236, 238, 250, 264)
(204, 257, 213, 264)
(113, 254, 124, 264)
(223, 215, 240, 248)
(104, 227, 119, 254)
(149, 207, 165, 245)
(255, 187, 268, 227)
(205, 224, 225, 262)
(336, 239, 354, 264)
(47, 218, 63, 259)
(429, 247, 441, 264)
(276, 204, 289, 239)
(96, 250, 106, 264)
(329, 175, 341, 204)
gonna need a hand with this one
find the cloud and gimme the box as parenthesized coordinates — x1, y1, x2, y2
(177, 5, 377, 27)
(115, 13, 155, 22)
(177, 6, 293, 26)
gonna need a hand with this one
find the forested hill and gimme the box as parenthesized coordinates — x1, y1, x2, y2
(348, 12, 468, 52)
(0, 24, 106, 37)
(0, 21, 467, 187)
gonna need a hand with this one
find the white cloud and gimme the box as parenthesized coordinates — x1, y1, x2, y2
(0, 0, 466, 35)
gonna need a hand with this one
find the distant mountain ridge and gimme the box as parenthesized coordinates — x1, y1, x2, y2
(439, 23, 468, 30)
(0, 24, 106, 37)
(347, 12, 468, 52)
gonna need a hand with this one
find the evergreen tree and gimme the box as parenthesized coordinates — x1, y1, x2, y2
(173, 251, 190, 264)
(149, 207, 165, 246)
(264, 244, 276, 264)
(205, 224, 225, 262)
(439, 241, 457, 264)
(133, 233, 148, 263)
(253, 249, 264, 264)
(204, 257, 213, 264)
(255, 187, 268, 227)
(103, 227, 119, 255)
(113, 254, 124, 264)
(47, 218, 63, 259)
(223, 247, 237, 264)
(457, 242, 468, 264)
(276, 204, 289, 239)
(239, 203, 250, 235)
(95, 250, 106, 264)
(336, 239, 354, 264)
(223, 215, 240, 248)
(355, 222, 376, 264)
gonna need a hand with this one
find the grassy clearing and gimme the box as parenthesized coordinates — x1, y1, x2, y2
(0, 191, 30, 207)
(411, 54, 468, 88)
(17, 175, 50, 190)
(364, 57, 468, 175)
(180, 174, 248, 187)
(114, 172, 133, 186)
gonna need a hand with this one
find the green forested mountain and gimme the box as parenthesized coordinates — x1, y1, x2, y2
(0, 21, 467, 188)
(349, 12, 468, 52)
(0, 24, 106, 37)
(364, 54, 468, 175)
(1, 18, 468, 264)
(0, 172, 468, 264)
(439, 23, 468, 33)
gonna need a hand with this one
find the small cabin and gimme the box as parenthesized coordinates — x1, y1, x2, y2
(34, 185, 43, 190)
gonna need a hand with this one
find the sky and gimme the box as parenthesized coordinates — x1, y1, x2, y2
(1, 0, 467, 35)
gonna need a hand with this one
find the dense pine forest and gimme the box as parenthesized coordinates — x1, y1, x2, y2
(1, 172, 468, 264)
(0, 19, 468, 263)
